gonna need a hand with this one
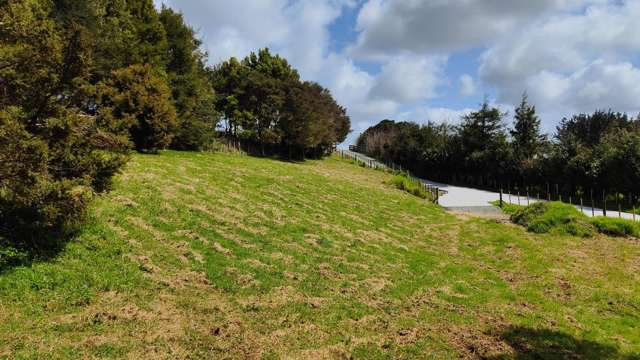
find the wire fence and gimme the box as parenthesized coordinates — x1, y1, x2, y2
(337, 149, 442, 204)
(498, 186, 639, 221)
(343, 148, 639, 220)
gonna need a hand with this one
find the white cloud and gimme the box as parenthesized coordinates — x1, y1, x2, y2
(478, 1, 640, 125)
(350, 0, 609, 58)
(369, 55, 446, 102)
(155, 0, 292, 64)
(527, 61, 640, 113)
(397, 106, 474, 125)
(459, 74, 477, 96)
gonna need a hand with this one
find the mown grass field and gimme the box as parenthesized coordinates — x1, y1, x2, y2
(1, 151, 639, 359)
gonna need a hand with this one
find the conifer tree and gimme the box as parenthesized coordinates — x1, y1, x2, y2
(511, 93, 545, 161)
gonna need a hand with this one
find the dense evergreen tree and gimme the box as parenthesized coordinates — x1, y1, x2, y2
(211, 48, 350, 158)
(458, 101, 510, 178)
(159, 6, 216, 150)
(0, 0, 131, 243)
(0, 0, 200, 243)
(510, 94, 548, 183)
(94, 64, 178, 152)
(511, 94, 545, 160)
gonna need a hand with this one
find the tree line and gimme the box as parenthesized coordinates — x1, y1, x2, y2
(357, 95, 640, 205)
(0, 0, 349, 245)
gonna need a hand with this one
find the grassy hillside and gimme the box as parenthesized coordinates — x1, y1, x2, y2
(1, 151, 639, 359)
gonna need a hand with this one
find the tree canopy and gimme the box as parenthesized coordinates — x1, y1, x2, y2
(211, 48, 349, 158)
(358, 102, 640, 199)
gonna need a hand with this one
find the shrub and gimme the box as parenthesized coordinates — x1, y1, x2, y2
(590, 217, 640, 237)
(94, 64, 178, 153)
(491, 200, 523, 215)
(387, 174, 430, 200)
(510, 202, 595, 237)
(0, 107, 129, 244)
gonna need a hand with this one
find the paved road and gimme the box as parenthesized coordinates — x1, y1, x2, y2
(341, 149, 638, 220)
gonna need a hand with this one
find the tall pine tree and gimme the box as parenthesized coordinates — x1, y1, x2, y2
(511, 93, 545, 161)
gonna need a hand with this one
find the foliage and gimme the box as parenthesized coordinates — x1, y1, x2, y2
(94, 64, 178, 152)
(496, 200, 640, 238)
(551, 111, 640, 192)
(510, 202, 595, 237)
(387, 173, 430, 200)
(590, 217, 640, 237)
(358, 101, 640, 204)
(511, 93, 548, 181)
(491, 200, 523, 215)
(0, 107, 129, 242)
(159, 6, 217, 150)
(0, 0, 136, 243)
(211, 48, 350, 158)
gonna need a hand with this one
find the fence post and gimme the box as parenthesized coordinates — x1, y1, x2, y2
(590, 189, 595, 217)
(618, 194, 622, 218)
(603, 190, 607, 217)
(500, 189, 503, 208)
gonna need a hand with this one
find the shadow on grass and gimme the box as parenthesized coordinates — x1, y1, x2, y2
(485, 326, 640, 360)
(0, 226, 79, 275)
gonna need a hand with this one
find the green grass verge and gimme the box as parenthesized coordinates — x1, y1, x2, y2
(1, 152, 639, 359)
(386, 173, 431, 200)
(494, 200, 640, 238)
(591, 217, 640, 237)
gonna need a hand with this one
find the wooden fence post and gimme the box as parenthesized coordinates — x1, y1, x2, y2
(591, 189, 595, 217)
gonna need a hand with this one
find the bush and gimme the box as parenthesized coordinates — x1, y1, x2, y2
(0, 107, 129, 244)
(387, 174, 431, 200)
(94, 64, 178, 153)
(510, 202, 595, 237)
(590, 217, 640, 237)
(491, 200, 523, 215)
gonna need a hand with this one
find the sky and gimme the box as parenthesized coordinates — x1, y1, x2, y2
(153, 0, 640, 144)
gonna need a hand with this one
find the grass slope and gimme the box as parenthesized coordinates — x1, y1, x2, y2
(1, 151, 639, 359)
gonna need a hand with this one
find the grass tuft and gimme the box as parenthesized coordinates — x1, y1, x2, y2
(591, 217, 640, 237)
(495, 200, 640, 238)
(513, 202, 595, 237)
(386, 173, 430, 200)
